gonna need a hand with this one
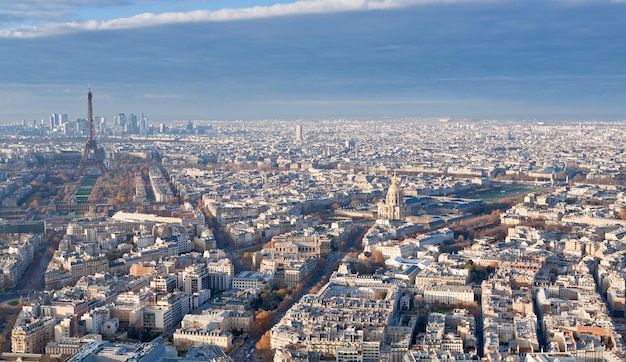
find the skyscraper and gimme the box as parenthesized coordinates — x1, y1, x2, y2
(49, 113, 59, 130)
(140, 113, 148, 135)
(113, 113, 126, 135)
(295, 124, 303, 142)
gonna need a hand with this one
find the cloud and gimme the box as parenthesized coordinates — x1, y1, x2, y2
(2, 0, 128, 12)
(0, 0, 129, 25)
(0, 0, 495, 38)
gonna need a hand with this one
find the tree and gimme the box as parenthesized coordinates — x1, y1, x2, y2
(373, 290, 387, 300)
(93, 190, 104, 202)
(241, 252, 253, 270)
(276, 288, 289, 300)
(250, 310, 275, 338)
(619, 209, 626, 220)
(277, 294, 293, 312)
(317, 258, 327, 271)
(256, 331, 272, 350)
(310, 282, 323, 294)
(371, 250, 385, 266)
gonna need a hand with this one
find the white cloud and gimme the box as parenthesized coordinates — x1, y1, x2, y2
(0, 0, 495, 38)
(0, 0, 128, 25)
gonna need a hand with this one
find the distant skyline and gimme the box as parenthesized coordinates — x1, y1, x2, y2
(1, 0, 625, 122)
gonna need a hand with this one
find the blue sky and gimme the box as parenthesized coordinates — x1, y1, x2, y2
(0, 0, 625, 122)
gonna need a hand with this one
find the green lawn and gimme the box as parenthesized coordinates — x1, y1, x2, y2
(467, 190, 505, 200)
(8, 300, 19, 306)
(467, 186, 533, 200)
(82, 179, 97, 187)
(76, 188, 93, 196)
(430, 305, 454, 314)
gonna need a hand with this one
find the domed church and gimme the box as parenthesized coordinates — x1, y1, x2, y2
(377, 176, 410, 220)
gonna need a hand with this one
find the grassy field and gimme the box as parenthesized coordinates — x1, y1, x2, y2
(75, 178, 96, 201)
(82, 178, 97, 187)
(76, 188, 92, 196)
(467, 185, 534, 200)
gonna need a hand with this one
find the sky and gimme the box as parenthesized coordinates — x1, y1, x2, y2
(0, 0, 625, 122)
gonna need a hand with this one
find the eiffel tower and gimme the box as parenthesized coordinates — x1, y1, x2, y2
(78, 89, 106, 175)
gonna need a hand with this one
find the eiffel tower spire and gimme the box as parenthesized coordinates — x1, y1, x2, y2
(79, 88, 106, 175)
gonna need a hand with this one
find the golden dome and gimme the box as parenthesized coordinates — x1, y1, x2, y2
(386, 176, 402, 206)
(388, 176, 399, 192)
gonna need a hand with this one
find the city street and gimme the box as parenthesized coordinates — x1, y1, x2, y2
(229, 225, 368, 360)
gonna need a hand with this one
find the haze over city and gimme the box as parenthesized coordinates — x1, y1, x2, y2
(1, 0, 626, 122)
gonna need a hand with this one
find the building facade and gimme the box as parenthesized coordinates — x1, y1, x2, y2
(377, 177, 409, 220)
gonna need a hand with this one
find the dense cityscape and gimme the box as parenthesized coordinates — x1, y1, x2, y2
(1, 0, 625, 361)
(0, 89, 624, 362)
